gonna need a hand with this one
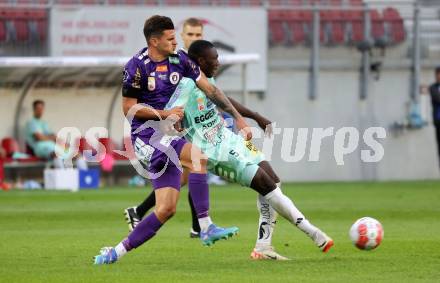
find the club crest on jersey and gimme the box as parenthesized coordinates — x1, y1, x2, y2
(170, 72, 180, 85)
(197, 97, 205, 111)
(122, 70, 129, 83)
(148, 76, 155, 91)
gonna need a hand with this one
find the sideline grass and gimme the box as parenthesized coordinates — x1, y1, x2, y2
(1, 181, 439, 282)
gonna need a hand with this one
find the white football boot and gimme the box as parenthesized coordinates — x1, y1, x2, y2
(250, 246, 289, 260)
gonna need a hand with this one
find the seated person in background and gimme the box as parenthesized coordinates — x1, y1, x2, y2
(26, 100, 58, 160)
(25, 100, 87, 169)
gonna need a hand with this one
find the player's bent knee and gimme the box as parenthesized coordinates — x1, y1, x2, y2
(250, 168, 277, 196)
(155, 204, 177, 221)
(180, 143, 208, 173)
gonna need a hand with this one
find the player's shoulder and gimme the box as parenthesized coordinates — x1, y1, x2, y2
(175, 49, 195, 63)
(127, 47, 150, 67)
(176, 49, 188, 58)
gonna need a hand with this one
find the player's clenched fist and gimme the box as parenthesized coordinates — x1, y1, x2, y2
(236, 118, 252, 141)
(166, 106, 184, 120)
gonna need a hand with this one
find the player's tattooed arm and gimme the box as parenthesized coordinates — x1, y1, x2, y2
(122, 97, 183, 121)
(196, 77, 240, 119)
(196, 74, 252, 140)
(227, 96, 273, 136)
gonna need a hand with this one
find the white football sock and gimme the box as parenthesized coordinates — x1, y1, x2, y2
(255, 194, 278, 249)
(115, 242, 128, 258)
(198, 216, 213, 232)
(264, 187, 319, 238)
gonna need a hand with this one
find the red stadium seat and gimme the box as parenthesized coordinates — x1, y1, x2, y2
(280, 0, 302, 5)
(36, 18, 48, 42)
(2, 9, 33, 43)
(1, 137, 20, 158)
(267, 0, 285, 5)
(162, 0, 183, 5)
(137, 0, 159, 5)
(343, 10, 364, 43)
(269, 21, 286, 45)
(14, 20, 29, 42)
(122, 0, 140, 5)
(80, 0, 100, 4)
(268, 10, 287, 45)
(247, 0, 262, 6)
(349, 0, 363, 6)
(329, 0, 342, 5)
(383, 7, 405, 44)
(187, 0, 202, 5)
(322, 10, 344, 44)
(284, 11, 307, 45)
(226, 0, 242, 6)
(0, 21, 6, 43)
(370, 9, 385, 41)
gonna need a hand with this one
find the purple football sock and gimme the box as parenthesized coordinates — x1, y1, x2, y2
(188, 173, 209, 218)
(125, 212, 163, 250)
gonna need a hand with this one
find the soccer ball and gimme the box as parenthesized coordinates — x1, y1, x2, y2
(349, 217, 384, 250)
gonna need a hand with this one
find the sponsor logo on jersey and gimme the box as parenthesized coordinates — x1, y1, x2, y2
(134, 137, 154, 167)
(202, 119, 218, 129)
(245, 140, 259, 155)
(170, 72, 180, 85)
(169, 56, 180, 64)
(206, 99, 214, 109)
(156, 65, 168, 72)
(203, 123, 224, 146)
(194, 109, 216, 123)
(147, 76, 155, 91)
(131, 68, 141, 89)
(197, 97, 205, 111)
(158, 74, 167, 80)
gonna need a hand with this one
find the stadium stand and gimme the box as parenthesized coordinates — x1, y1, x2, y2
(0, 8, 48, 54)
(0, 0, 406, 49)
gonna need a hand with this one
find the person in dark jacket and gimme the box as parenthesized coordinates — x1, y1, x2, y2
(429, 67, 440, 166)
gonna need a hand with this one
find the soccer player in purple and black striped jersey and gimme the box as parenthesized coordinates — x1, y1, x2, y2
(93, 15, 251, 265)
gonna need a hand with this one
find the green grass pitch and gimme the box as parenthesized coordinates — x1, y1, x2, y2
(1, 181, 440, 283)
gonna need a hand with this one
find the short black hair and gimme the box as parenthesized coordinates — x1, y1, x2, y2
(436, 66, 440, 74)
(32, 99, 44, 109)
(188, 40, 215, 62)
(143, 15, 174, 43)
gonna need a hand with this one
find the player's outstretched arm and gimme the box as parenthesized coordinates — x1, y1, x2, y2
(196, 73, 252, 140)
(227, 96, 271, 126)
(122, 97, 184, 121)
